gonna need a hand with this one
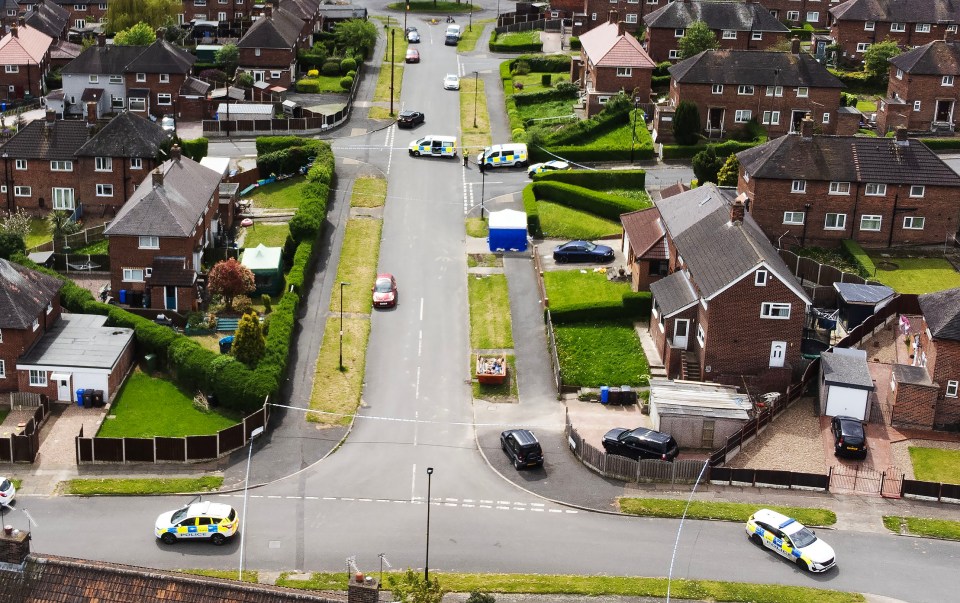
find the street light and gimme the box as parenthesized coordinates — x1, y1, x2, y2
(238, 425, 265, 581)
(339, 282, 350, 370)
(473, 71, 479, 128)
(630, 97, 640, 163)
(480, 168, 486, 219)
(424, 467, 434, 581)
(389, 29, 395, 116)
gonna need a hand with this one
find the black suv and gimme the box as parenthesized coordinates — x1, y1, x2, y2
(602, 427, 679, 461)
(831, 415, 868, 459)
(500, 429, 544, 470)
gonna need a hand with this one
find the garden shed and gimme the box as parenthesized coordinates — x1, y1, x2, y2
(648, 378, 751, 449)
(240, 244, 284, 296)
(215, 103, 273, 121)
(833, 282, 895, 331)
(487, 209, 528, 252)
(819, 347, 874, 420)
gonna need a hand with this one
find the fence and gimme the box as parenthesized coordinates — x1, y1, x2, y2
(709, 466, 829, 491)
(835, 293, 920, 350)
(8, 392, 43, 409)
(76, 401, 269, 464)
(27, 222, 108, 254)
(0, 396, 50, 463)
(495, 15, 560, 33)
(777, 248, 884, 307)
(902, 479, 960, 503)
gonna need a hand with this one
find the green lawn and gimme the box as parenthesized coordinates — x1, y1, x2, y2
(25, 218, 50, 249)
(242, 223, 289, 249)
(96, 371, 240, 438)
(309, 317, 370, 426)
(459, 18, 494, 52)
(909, 447, 960, 484)
(248, 177, 307, 210)
(605, 189, 652, 204)
(494, 30, 541, 48)
(296, 75, 348, 93)
(883, 516, 960, 540)
(554, 320, 647, 386)
(350, 175, 387, 208)
(71, 239, 108, 254)
(868, 257, 960, 294)
(856, 100, 877, 113)
(544, 271, 631, 312)
(619, 498, 837, 526)
(468, 274, 513, 349)
(64, 477, 223, 495)
(465, 217, 488, 238)
(331, 218, 382, 314)
(516, 97, 576, 124)
(537, 201, 622, 239)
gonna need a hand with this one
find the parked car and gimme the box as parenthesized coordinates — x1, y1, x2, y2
(160, 114, 176, 132)
(155, 500, 238, 545)
(443, 73, 460, 90)
(553, 240, 614, 263)
(831, 415, 867, 459)
(405, 48, 420, 63)
(407, 29, 420, 43)
(602, 427, 679, 461)
(405, 26, 418, 35)
(372, 273, 398, 308)
(527, 160, 570, 178)
(397, 110, 425, 128)
(500, 429, 544, 470)
(0, 477, 15, 507)
(746, 508, 836, 573)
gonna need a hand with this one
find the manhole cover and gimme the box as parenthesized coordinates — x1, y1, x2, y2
(877, 261, 899, 271)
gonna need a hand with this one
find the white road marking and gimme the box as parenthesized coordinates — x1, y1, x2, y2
(411, 464, 417, 502)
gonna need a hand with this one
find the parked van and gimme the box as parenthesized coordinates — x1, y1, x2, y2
(445, 24, 462, 39)
(409, 135, 457, 158)
(477, 143, 529, 168)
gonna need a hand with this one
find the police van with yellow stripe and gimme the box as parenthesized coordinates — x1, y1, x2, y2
(409, 135, 458, 158)
(155, 500, 239, 546)
(745, 508, 836, 572)
(477, 143, 528, 169)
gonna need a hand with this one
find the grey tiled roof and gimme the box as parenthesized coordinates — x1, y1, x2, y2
(75, 111, 171, 158)
(237, 7, 303, 49)
(649, 270, 698, 316)
(893, 363, 932, 385)
(0, 119, 89, 160)
(104, 155, 220, 238)
(831, 0, 960, 23)
(61, 44, 143, 74)
(149, 257, 196, 287)
(736, 134, 960, 186)
(124, 39, 195, 74)
(890, 40, 960, 75)
(919, 287, 960, 340)
(821, 349, 875, 389)
(181, 76, 212, 96)
(0, 258, 63, 329)
(644, 0, 790, 32)
(669, 50, 843, 88)
(23, 1, 69, 39)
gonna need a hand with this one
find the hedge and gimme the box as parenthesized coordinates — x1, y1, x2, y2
(550, 291, 651, 324)
(179, 137, 208, 161)
(651, 74, 671, 89)
(489, 30, 543, 53)
(531, 181, 648, 221)
(660, 139, 763, 160)
(512, 87, 578, 106)
(918, 138, 960, 151)
(827, 68, 876, 88)
(256, 136, 310, 155)
(522, 185, 541, 238)
(285, 240, 313, 294)
(296, 78, 321, 93)
(569, 36, 580, 50)
(534, 169, 646, 190)
(840, 239, 875, 277)
(508, 54, 570, 73)
(535, 143, 654, 163)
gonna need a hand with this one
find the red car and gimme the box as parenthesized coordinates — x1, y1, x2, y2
(405, 48, 420, 63)
(372, 274, 398, 308)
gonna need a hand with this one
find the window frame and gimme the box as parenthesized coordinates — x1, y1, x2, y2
(157, 93, 172, 106)
(751, 31, 763, 41)
(947, 380, 959, 398)
(616, 67, 633, 77)
(674, 28, 685, 38)
(860, 214, 882, 231)
(94, 156, 112, 171)
(14, 159, 26, 170)
(796, 87, 809, 98)
(28, 369, 46, 386)
(944, 75, 955, 87)
(96, 183, 114, 197)
(122, 268, 145, 282)
(783, 211, 805, 225)
(890, 22, 906, 32)
(829, 181, 851, 195)
(761, 110, 780, 125)
(865, 183, 887, 196)
(722, 30, 737, 40)
(737, 84, 755, 95)
(734, 109, 752, 123)
(51, 187, 75, 210)
(916, 23, 931, 33)
(711, 84, 723, 94)
(138, 235, 160, 249)
(50, 160, 73, 172)
(910, 185, 925, 198)
(914, 100, 922, 112)
(824, 213, 847, 230)
(791, 180, 806, 193)
(865, 21, 875, 31)
(903, 216, 925, 230)
(856, 42, 871, 53)
(760, 302, 792, 320)
(13, 186, 30, 197)
(131, 157, 143, 169)
(755, 270, 768, 286)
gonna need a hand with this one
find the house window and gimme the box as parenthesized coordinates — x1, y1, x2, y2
(796, 87, 809, 97)
(712, 84, 723, 94)
(822, 112, 830, 123)
(14, 159, 26, 170)
(895, 68, 904, 80)
(96, 184, 113, 197)
(856, 43, 871, 53)
(865, 21, 875, 31)
(122, 268, 145, 282)
(109, 75, 122, 84)
(903, 216, 925, 230)
(52, 187, 74, 210)
(50, 160, 73, 171)
(136, 73, 146, 82)
(949, 25, 959, 33)
(88, 75, 98, 84)
(3, 66, 17, 73)
(806, 11, 819, 23)
(755, 270, 768, 286)
(159, 73, 170, 83)
(722, 30, 737, 40)
(786, 11, 799, 21)
(825, 213, 846, 230)
(947, 380, 959, 397)
(625, 14, 637, 23)
(255, 48, 261, 56)
(0, 360, 4, 379)
(131, 158, 143, 169)
(734, 109, 752, 123)
(112, 95, 125, 110)
(791, 180, 806, 193)
(46, 303, 52, 315)
(762, 110, 780, 125)
(668, 50, 680, 59)
(783, 211, 805, 225)
(914, 100, 922, 112)
(760, 302, 791, 319)
(916, 23, 931, 33)
(31, 318, 38, 332)
(737, 85, 754, 95)
(591, 13, 597, 20)
(865, 183, 887, 196)
(829, 181, 850, 194)
(157, 93, 172, 105)
(129, 98, 146, 111)
(910, 185, 925, 197)
(14, 186, 30, 197)
(860, 214, 882, 231)
(766, 86, 783, 97)
(891, 22, 906, 32)
(696, 324, 705, 346)
(752, 31, 763, 41)
(139, 236, 159, 249)
(74, 3, 85, 9)
(674, 28, 685, 37)
(647, 0, 658, 3)
(29, 370, 45, 386)
(95, 157, 112, 171)
(616, 67, 633, 77)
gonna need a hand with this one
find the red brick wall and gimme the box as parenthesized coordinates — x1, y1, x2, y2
(3, 294, 62, 395)
(927, 336, 960, 426)
(238, 47, 297, 87)
(0, 156, 86, 214)
(585, 64, 651, 117)
(76, 156, 160, 217)
(107, 335, 134, 401)
(762, 0, 829, 27)
(0, 54, 49, 99)
(892, 380, 939, 429)
(646, 26, 788, 64)
(122, 72, 188, 119)
(182, 0, 257, 23)
(879, 68, 960, 133)
(831, 20, 951, 65)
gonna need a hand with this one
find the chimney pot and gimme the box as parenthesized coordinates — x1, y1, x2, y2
(45, 109, 56, 124)
(3, 526, 11, 536)
(152, 168, 164, 187)
(10, 25, 17, 38)
(0, 527, 30, 565)
(800, 116, 814, 138)
(791, 37, 801, 55)
(171, 144, 182, 161)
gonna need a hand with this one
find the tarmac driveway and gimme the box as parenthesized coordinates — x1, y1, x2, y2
(534, 238, 627, 272)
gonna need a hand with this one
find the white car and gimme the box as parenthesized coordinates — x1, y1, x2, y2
(160, 114, 176, 132)
(443, 73, 460, 90)
(528, 160, 570, 177)
(0, 477, 15, 506)
(407, 30, 420, 43)
(745, 508, 836, 573)
(155, 500, 239, 545)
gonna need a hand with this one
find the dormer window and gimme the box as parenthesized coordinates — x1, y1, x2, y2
(755, 270, 768, 286)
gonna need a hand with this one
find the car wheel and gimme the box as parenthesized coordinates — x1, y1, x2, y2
(555, 256, 565, 264)
(518, 161, 527, 168)
(160, 532, 177, 545)
(796, 558, 810, 572)
(413, 150, 421, 157)
(750, 533, 763, 546)
(211, 533, 226, 546)
(514, 457, 522, 470)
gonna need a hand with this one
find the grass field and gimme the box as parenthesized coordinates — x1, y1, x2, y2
(242, 223, 289, 248)
(458, 18, 494, 52)
(465, 217, 488, 238)
(536, 201, 622, 239)
(619, 498, 837, 526)
(330, 218, 382, 314)
(544, 271, 631, 312)
(554, 320, 647, 386)
(909, 446, 960, 484)
(868, 257, 960, 294)
(247, 177, 307, 210)
(468, 273, 513, 349)
(460, 75, 491, 157)
(63, 477, 223, 495)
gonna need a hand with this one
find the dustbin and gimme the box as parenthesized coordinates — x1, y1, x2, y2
(600, 386, 610, 404)
(92, 390, 104, 407)
(620, 385, 637, 405)
(75, 388, 85, 407)
(82, 391, 94, 408)
(608, 386, 622, 405)
(118, 289, 127, 304)
(206, 393, 219, 408)
(219, 335, 234, 354)
(144, 353, 157, 373)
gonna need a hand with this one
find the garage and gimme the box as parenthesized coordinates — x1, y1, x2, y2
(819, 348, 875, 420)
(649, 378, 751, 449)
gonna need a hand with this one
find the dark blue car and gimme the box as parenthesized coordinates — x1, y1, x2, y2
(553, 240, 614, 263)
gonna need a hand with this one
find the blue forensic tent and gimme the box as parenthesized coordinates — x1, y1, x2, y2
(488, 209, 527, 252)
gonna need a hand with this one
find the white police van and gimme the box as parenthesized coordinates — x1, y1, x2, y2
(477, 143, 529, 168)
(409, 135, 458, 158)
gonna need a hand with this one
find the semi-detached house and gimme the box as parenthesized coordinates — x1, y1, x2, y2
(876, 39, 960, 135)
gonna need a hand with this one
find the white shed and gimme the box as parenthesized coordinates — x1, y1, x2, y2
(819, 348, 874, 420)
(649, 378, 752, 449)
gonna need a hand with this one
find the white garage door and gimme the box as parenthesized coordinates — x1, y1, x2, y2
(824, 385, 868, 420)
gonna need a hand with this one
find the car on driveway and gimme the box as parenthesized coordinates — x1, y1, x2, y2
(372, 273, 398, 308)
(155, 500, 238, 545)
(407, 29, 420, 43)
(746, 508, 836, 573)
(0, 477, 15, 506)
(527, 160, 570, 178)
(397, 110, 425, 128)
(500, 429, 544, 470)
(553, 240, 614, 263)
(160, 114, 175, 132)
(831, 415, 867, 459)
(443, 73, 460, 90)
(602, 427, 679, 461)
(405, 48, 420, 63)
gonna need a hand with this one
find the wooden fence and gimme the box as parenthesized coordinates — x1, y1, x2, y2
(0, 397, 50, 463)
(27, 222, 108, 254)
(777, 248, 885, 307)
(902, 479, 960, 503)
(709, 466, 829, 491)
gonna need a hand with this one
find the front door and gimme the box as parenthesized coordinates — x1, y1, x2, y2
(165, 286, 177, 311)
(674, 319, 690, 349)
(57, 375, 71, 401)
(769, 341, 786, 367)
(707, 107, 724, 132)
(791, 110, 807, 133)
(935, 99, 954, 124)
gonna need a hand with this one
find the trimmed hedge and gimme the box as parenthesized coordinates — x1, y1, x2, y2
(661, 139, 762, 160)
(489, 30, 543, 53)
(509, 54, 570, 73)
(531, 181, 648, 221)
(534, 169, 645, 189)
(513, 87, 578, 106)
(296, 78, 321, 93)
(569, 36, 580, 50)
(827, 68, 876, 88)
(840, 239, 875, 277)
(651, 74, 671, 89)
(919, 138, 960, 151)
(179, 137, 208, 161)
(550, 291, 651, 324)
(256, 136, 308, 155)
(522, 185, 541, 238)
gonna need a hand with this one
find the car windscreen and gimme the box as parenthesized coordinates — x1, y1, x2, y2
(169, 507, 189, 524)
(789, 527, 817, 548)
(583, 242, 597, 251)
(374, 278, 393, 292)
(0, 479, 9, 490)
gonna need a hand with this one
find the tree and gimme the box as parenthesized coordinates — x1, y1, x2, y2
(48, 210, 80, 251)
(333, 18, 378, 57)
(215, 43, 239, 74)
(232, 311, 265, 366)
(692, 146, 724, 184)
(207, 258, 255, 310)
(105, 0, 180, 34)
(0, 232, 25, 260)
(387, 569, 445, 603)
(114, 21, 156, 46)
(863, 40, 902, 81)
(678, 21, 718, 59)
(717, 153, 740, 186)
(1, 208, 32, 241)
(672, 100, 701, 145)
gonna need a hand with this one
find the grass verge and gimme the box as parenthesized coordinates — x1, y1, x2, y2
(71, 239, 108, 254)
(465, 217, 488, 238)
(351, 174, 387, 208)
(467, 253, 501, 268)
(544, 271, 631, 312)
(330, 218, 383, 314)
(468, 273, 513, 349)
(867, 256, 960, 294)
(182, 569, 259, 583)
(537, 200, 623, 239)
(373, 29, 406, 106)
(460, 74, 491, 159)
(242, 223, 289, 248)
(554, 320, 647, 386)
(63, 477, 223, 495)
(908, 446, 960, 483)
(620, 498, 837, 526)
(459, 18, 494, 52)
(308, 317, 371, 426)
(883, 515, 960, 540)
(472, 354, 517, 400)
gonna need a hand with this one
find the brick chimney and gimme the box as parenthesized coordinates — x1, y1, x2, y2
(791, 37, 801, 55)
(45, 109, 56, 125)
(608, 10, 618, 25)
(171, 144, 182, 161)
(895, 126, 909, 145)
(10, 25, 17, 38)
(800, 116, 814, 138)
(85, 101, 97, 126)
(152, 167, 164, 187)
(730, 199, 746, 224)
(264, 3, 273, 18)
(618, 21, 626, 37)
(0, 527, 30, 566)
(97, 33, 106, 47)
(347, 573, 379, 603)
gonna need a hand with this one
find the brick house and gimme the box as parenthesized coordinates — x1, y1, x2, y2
(0, 24, 50, 99)
(571, 12, 655, 118)
(828, 0, 960, 65)
(620, 207, 669, 293)
(236, 4, 310, 87)
(104, 145, 226, 313)
(573, 0, 666, 37)
(664, 43, 845, 139)
(23, 0, 69, 41)
(735, 122, 960, 249)
(762, 0, 841, 29)
(640, 183, 810, 392)
(643, 0, 790, 63)
(49, 0, 107, 34)
(876, 39, 960, 135)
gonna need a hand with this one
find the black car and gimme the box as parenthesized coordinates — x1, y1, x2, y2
(602, 427, 679, 461)
(397, 110, 424, 128)
(553, 240, 614, 263)
(500, 429, 544, 470)
(831, 415, 867, 459)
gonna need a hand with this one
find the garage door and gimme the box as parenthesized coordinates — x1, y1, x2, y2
(824, 385, 868, 420)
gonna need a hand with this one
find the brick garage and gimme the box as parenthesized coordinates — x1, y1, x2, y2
(891, 365, 940, 429)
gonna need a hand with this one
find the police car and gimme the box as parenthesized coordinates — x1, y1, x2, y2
(155, 500, 239, 546)
(745, 508, 836, 573)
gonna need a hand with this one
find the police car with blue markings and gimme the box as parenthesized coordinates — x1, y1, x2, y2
(155, 500, 238, 546)
(745, 508, 836, 573)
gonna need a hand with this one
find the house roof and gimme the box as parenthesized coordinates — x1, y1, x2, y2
(736, 134, 960, 186)
(830, 0, 960, 23)
(821, 348, 875, 389)
(237, 7, 304, 49)
(649, 377, 752, 420)
(0, 259, 62, 329)
(620, 208, 666, 259)
(0, 118, 89, 160)
(0, 25, 51, 65)
(149, 257, 197, 287)
(60, 43, 144, 75)
(104, 155, 221, 238)
(579, 21, 656, 68)
(893, 362, 933, 385)
(181, 76, 212, 96)
(23, 0, 69, 39)
(643, 0, 790, 32)
(17, 314, 134, 370)
(918, 287, 960, 340)
(282, 0, 322, 20)
(889, 40, 960, 75)
(649, 270, 698, 316)
(659, 182, 690, 198)
(669, 49, 843, 88)
(75, 111, 171, 158)
(124, 39, 195, 74)
(50, 39, 83, 61)
(833, 282, 895, 305)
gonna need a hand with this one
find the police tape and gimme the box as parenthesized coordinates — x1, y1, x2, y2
(266, 401, 566, 429)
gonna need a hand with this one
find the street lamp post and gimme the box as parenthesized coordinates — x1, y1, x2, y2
(480, 168, 486, 219)
(630, 98, 640, 163)
(389, 29, 395, 116)
(424, 467, 434, 581)
(473, 71, 479, 128)
(339, 282, 350, 370)
(469, 6, 473, 32)
(238, 425, 265, 581)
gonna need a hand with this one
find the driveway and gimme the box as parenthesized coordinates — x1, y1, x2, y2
(534, 238, 627, 272)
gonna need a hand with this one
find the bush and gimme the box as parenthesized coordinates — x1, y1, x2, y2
(692, 146, 724, 184)
(660, 139, 762, 160)
(339, 75, 354, 90)
(179, 137, 208, 161)
(840, 239, 875, 277)
(653, 60, 672, 77)
(535, 168, 646, 190)
(736, 118, 766, 142)
(257, 145, 321, 177)
(340, 57, 357, 73)
(673, 101, 701, 146)
(256, 136, 310, 155)
(918, 138, 960, 151)
(509, 54, 570, 73)
(541, 73, 551, 87)
(511, 59, 531, 75)
(307, 69, 319, 77)
(569, 36, 580, 50)
(296, 78, 320, 93)
(320, 60, 341, 76)
(522, 185, 541, 238)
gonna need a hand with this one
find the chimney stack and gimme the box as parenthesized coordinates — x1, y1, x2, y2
(895, 126, 909, 145)
(17, 16, 23, 27)
(171, 144, 182, 162)
(45, 109, 56, 125)
(800, 116, 814, 138)
(264, 3, 273, 18)
(10, 25, 17, 38)
(0, 527, 30, 566)
(346, 573, 379, 603)
(97, 33, 105, 47)
(608, 10, 618, 25)
(730, 198, 746, 224)
(791, 37, 801, 55)
(152, 168, 164, 187)
(618, 21, 626, 37)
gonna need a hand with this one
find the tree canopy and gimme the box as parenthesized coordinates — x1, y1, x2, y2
(105, 0, 180, 34)
(208, 258, 256, 310)
(863, 40, 902, 81)
(232, 311, 265, 367)
(113, 22, 157, 46)
(678, 21, 719, 59)
(333, 19, 378, 57)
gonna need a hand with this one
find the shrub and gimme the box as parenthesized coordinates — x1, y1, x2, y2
(511, 60, 531, 75)
(296, 78, 320, 93)
(653, 60, 672, 77)
(531, 181, 647, 220)
(307, 69, 319, 77)
(692, 146, 724, 184)
(673, 101, 701, 146)
(339, 75, 354, 90)
(541, 73, 552, 87)
(522, 185, 541, 238)
(320, 60, 341, 76)
(340, 57, 357, 73)
(509, 54, 569, 72)
(256, 136, 308, 155)
(555, 81, 577, 95)
(179, 137, 208, 161)
(261, 294, 273, 313)
(737, 118, 766, 142)
(569, 36, 580, 50)
(535, 169, 645, 189)
(717, 153, 740, 186)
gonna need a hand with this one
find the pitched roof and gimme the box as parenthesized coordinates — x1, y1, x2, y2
(181, 76, 212, 96)
(0, 119, 89, 160)
(736, 134, 960, 186)
(61, 43, 144, 74)
(659, 182, 690, 198)
(889, 40, 960, 75)
(919, 287, 960, 340)
(124, 39, 195, 74)
(282, 0, 321, 20)
(50, 39, 82, 61)
(0, 25, 51, 64)
(149, 256, 197, 287)
(669, 49, 843, 88)
(0, 258, 63, 329)
(620, 208, 667, 259)
(821, 349, 875, 389)
(23, 0, 69, 39)
(237, 7, 304, 49)
(649, 269, 698, 315)
(579, 21, 656, 68)
(104, 155, 221, 238)
(643, 0, 790, 32)
(75, 111, 171, 158)
(830, 0, 960, 23)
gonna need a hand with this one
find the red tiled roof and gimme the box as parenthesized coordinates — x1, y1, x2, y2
(659, 182, 691, 199)
(0, 25, 51, 65)
(580, 21, 656, 68)
(620, 208, 666, 259)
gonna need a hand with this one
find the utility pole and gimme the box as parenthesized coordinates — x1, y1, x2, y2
(389, 29, 395, 116)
